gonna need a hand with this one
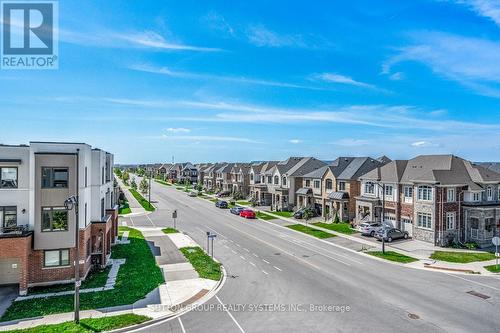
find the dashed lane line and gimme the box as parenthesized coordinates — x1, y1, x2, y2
(273, 266, 282, 272)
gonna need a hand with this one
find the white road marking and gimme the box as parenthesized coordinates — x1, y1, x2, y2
(445, 273, 500, 292)
(215, 295, 246, 333)
(236, 244, 241, 247)
(249, 262, 256, 267)
(273, 266, 282, 271)
(228, 239, 234, 243)
(262, 259, 270, 264)
(243, 248, 250, 252)
(146, 214, 156, 227)
(224, 245, 229, 249)
(231, 250, 237, 254)
(129, 217, 135, 226)
(253, 253, 259, 258)
(240, 256, 246, 260)
(262, 270, 269, 275)
(178, 317, 186, 333)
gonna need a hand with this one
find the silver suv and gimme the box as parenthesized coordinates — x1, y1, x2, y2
(357, 222, 382, 237)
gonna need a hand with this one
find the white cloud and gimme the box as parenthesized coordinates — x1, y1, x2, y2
(157, 134, 259, 143)
(384, 31, 500, 97)
(289, 139, 301, 144)
(389, 72, 404, 81)
(312, 73, 377, 89)
(411, 141, 436, 148)
(332, 139, 370, 146)
(166, 127, 190, 133)
(448, 0, 500, 26)
(203, 11, 235, 37)
(244, 24, 329, 49)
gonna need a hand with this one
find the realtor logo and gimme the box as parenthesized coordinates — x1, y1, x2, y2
(1, 1, 58, 69)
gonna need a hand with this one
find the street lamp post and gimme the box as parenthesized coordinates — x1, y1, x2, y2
(149, 170, 152, 209)
(64, 149, 80, 324)
(375, 180, 386, 254)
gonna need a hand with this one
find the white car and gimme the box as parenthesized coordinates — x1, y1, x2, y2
(188, 191, 197, 197)
(357, 222, 382, 237)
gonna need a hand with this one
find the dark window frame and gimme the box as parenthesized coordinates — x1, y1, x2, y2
(0, 166, 18, 189)
(43, 249, 70, 267)
(41, 207, 69, 232)
(0, 206, 17, 229)
(41, 167, 69, 189)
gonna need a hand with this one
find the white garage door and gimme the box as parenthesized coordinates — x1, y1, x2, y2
(0, 259, 20, 285)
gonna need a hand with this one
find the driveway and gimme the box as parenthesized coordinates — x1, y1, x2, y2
(0, 285, 18, 318)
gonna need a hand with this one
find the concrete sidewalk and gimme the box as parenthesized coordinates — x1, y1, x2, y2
(0, 228, 223, 332)
(115, 176, 147, 215)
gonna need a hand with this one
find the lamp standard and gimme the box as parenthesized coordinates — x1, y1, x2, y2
(64, 150, 80, 324)
(149, 170, 152, 209)
(375, 180, 386, 254)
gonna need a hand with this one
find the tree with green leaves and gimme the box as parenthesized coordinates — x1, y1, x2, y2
(139, 178, 149, 195)
(131, 177, 137, 190)
(122, 171, 130, 185)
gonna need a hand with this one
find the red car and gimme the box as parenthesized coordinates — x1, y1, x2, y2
(239, 209, 256, 219)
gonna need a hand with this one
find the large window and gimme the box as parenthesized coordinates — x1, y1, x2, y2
(282, 177, 287, 186)
(44, 249, 70, 267)
(417, 212, 432, 229)
(274, 175, 279, 185)
(42, 207, 68, 232)
(404, 186, 413, 200)
(487, 187, 493, 201)
(305, 179, 311, 187)
(447, 188, 455, 202)
(325, 179, 333, 190)
(364, 182, 375, 195)
(472, 192, 481, 202)
(384, 185, 393, 197)
(446, 212, 456, 230)
(42, 168, 69, 188)
(0, 206, 17, 229)
(313, 180, 320, 189)
(417, 186, 433, 201)
(0, 167, 18, 188)
(338, 181, 345, 191)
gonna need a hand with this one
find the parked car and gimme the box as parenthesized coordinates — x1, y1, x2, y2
(215, 200, 228, 209)
(293, 207, 318, 219)
(240, 209, 256, 219)
(230, 206, 245, 215)
(374, 228, 409, 242)
(357, 222, 382, 236)
(217, 191, 231, 197)
(188, 191, 197, 197)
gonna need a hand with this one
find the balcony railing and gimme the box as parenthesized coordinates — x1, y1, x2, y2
(0, 225, 31, 237)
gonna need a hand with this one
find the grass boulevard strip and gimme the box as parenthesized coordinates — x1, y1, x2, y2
(129, 188, 155, 212)
(0, 227, 164, 322)
(286, 224, 335, 239)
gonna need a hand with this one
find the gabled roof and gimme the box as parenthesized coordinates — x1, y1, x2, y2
(474, 162, 500, 178)
(287, 157, 327, 177)
(337, 157, 389, 180)
(272, 157, 304, 174)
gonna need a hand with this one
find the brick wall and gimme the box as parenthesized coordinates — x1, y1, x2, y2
(0, 234, 32, 295)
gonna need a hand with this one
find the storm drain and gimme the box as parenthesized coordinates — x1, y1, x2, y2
(274, 253, 281, 255)
(408, 313, 420, 320)
(467, 291, 490, 299)
(302, 255, 310, 258)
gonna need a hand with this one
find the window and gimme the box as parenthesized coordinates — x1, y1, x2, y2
(472, 192, 481, 202)
(417, 212, 432, 229)
(267, 176, 272, 184)
(487, 187, 493, 201)
(101, 198, 105, 218)
(404, 186, 413, 198)
(313, 180, 320, 189)
(338, 181, 345, 191)
(417, 186, 433, 201)
(41, 207, 68, 232)
(325, 179, 333, 190)
(446, 212, 456, 230)
(364, 182, 375, 195)
(84, 203, 88, 226)
(0, 206, 17, 229)
(0, 167, 18, 188)
(102, 167, 105, 185)
(85, 167, 88, 187)
(44, 249, 69, 267)
(250, 173, 254, 181)
(274, 175, 279, 185)
(305, 179, 311, 187)
(282, 177, 287, 186)
(384, 185, 393, 197)
(447, 188, 455, 202)
(42, 168, 69, 188)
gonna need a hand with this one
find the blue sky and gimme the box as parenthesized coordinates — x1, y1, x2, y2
(1, 0, 500, 163)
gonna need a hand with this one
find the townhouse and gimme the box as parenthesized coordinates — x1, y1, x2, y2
(297, 157, 388, 221)
(202, 163, 225, 191)
(179, 163, 198, 184)
(196, 163, 212, 186)
(229, 163, 252, 197)
(249, 161, 278, 205)
(215, 163, 233, 193)
(0, 142, 119, 295)
(156, 163, 172, 180)
(356, 155, 500, 248)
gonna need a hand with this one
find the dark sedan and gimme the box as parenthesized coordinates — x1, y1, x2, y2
(215, 200, 228, 209)
(374, 228, 409, 242)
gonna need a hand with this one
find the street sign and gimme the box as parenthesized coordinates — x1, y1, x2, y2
(492, 237, 500, 246)
(172, 210, 177, 219)
(208, 234, 217, 239)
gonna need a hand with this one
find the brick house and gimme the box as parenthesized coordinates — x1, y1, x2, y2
(356, 155, 500, 247)
(0, 142, 119, 295)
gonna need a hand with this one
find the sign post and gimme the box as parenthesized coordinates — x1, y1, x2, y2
(208, 234, 217, 258)
(206, 232, 211, 254)
(172, 210, 177, 229)
(492, 237, 500, 271)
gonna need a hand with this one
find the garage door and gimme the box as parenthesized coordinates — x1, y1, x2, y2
(0, 259, 20, 285)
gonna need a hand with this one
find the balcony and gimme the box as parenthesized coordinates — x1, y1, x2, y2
(0, 225, 32, 238)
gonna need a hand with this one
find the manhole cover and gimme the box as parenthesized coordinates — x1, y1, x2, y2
(408, 313, 420, 320)
(467, 291, 490, 299)
(302, 255, 310, 258)
(274, 253, 281, 255)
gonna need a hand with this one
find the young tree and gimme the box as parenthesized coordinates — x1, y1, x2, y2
(131, 177, 137, 190)
(122, 171, 130, 185)
(114, 168, 122, 178)
(139, 178, 149, 195)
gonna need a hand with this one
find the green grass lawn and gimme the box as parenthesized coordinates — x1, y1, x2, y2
(366, 251, 418, 263)
(266, 211, 294, 218)
(286, 224, 335, 239)
(180, 247, 222, 281)
(28, 267, 111, 295)
(3, 314, 150, 333)
(484, 264, 500, 273)
(312, 222, 357, 235)
(155, 179, 172, 186)
(430, 251, 496, 263)
(118, 201, 131, 215)
(162, 227, 179, 234)
(1, 227, 164, 322)
(236, 201, 251, 206)
(129, 188, 155, 211)
(255, 211, 277, 220)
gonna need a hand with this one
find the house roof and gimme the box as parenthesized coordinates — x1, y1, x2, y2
(327, 191, 350, 200)
(476, 162, 500, 174)
(296, 187, 313, 195)
(337, 157, 387, 180)
(287, 157, 327, 177)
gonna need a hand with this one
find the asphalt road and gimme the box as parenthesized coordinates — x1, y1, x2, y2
(125, 178, 500, 333)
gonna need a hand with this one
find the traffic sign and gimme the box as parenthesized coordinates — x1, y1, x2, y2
(172, 210, 177, 219)
(208, 234, 217, 239)
(492, 237, 500, 246)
